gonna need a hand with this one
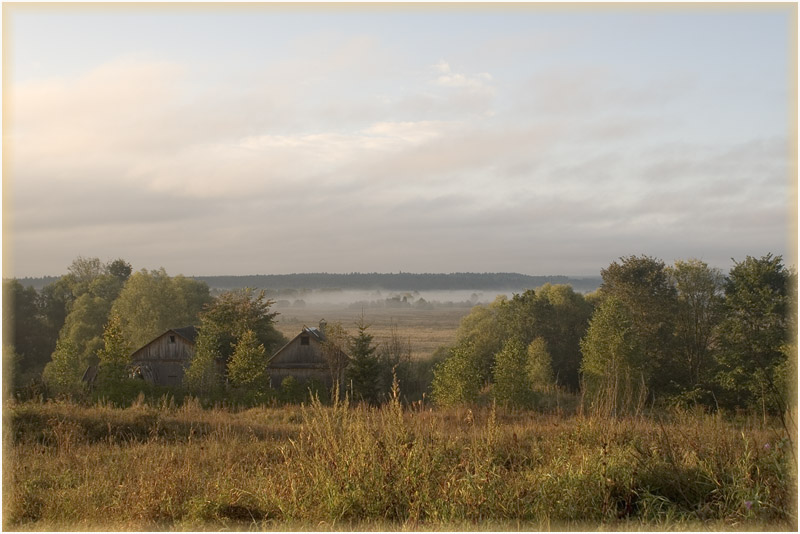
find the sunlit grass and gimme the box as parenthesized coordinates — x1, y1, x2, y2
(4, 396, 796, 531)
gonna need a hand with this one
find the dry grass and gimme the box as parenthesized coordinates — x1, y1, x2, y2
(274, 305, 468, 360)
(4, 396, 796, 531)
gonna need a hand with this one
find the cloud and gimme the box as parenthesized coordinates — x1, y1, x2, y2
(6, 21, 791, 278)
(432, 60, 494, 92)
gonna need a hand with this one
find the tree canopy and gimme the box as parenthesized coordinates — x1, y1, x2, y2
(186, 288, 285, 395)
(111, 268, 211, 348)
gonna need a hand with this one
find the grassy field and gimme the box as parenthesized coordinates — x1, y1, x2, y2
(4, 396, 796, 531)
(273, 304, 469, 360)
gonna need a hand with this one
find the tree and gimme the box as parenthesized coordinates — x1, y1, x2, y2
(346, 317, 380, 404)
(186, 288, 285, 393)
(667, 259, 725, 393)
(50, 257, 129, 366)
(526, 337, 555, 393)
(320, 321, 350, 395)
(38, 277, 73, 360)
(599, 255, 678, 398)
(377, 320, 413, 400)
(106, 258, 133, 283)
(580, 296, 647, 417)
(41, 339, 85, 397)
(498, 289, 554, 348)
(452, 296, 508, 384)
(445, 284, 592, 397)
(715, 254, 792, 412)
(492, 338, 534, 408)
(95, 315, 133, 394)
(67, 256, 105, 289)
(431, 344, 482, 406)
(529, 284, 593, 391)
(111, 268, 211, 348)
(96, 315, 136, 402)
(59, 293, 114, 362)
(184, 331, 223, 396)
(3, 279, 50, 392)
(227, 329, 269, 390)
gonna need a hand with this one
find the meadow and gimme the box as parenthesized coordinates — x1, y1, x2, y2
(3, 393, 796, 531)
(273, 303, 470, 360)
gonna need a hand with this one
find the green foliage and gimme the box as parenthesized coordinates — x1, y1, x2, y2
(94, 315, 138, 404)
(96, 315, 132, 382)
(41, 339, 85, 397)
(59, 293, 112, 361)
(47, 257, 131, 372)
(530, 284, 593, 391)
(492, 338, 535, 408)
(667, 259, 725, 394)
(3, 280, 51, 393)
(198, 288, 284, 361)
(186, 288, 285, 396)
(106, 258, 133, 283)
(599, 255, 678, 397)
(445, 284, 591, 402)
(111, 268, 211, 349)
(184, 329, 224, 397)
(453, 296, 507, 382)
(279, 376, 305, 404)
(526, 337, 554, 392)
(346, 318, 380, 404)
(580, 296, 647, 417)
(431, 344, 482, 406)
(37, 277, 73, 350)
(715, 254, 792, 412)
(227, 329, 269, 390)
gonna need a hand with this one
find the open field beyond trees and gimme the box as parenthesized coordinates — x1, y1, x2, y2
(273, 305, 468, 361)
(3, 397, 796, 531)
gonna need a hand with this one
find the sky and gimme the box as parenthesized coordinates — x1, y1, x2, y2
(3, 3, 796, 278)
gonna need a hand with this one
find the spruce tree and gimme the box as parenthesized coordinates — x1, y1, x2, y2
(346, 317, 380, 404)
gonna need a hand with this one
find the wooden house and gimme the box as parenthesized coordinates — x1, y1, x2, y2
(267, 320, 344, 389)
(130, 326, 198, 387)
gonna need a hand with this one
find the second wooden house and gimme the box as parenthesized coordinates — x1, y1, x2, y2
(267, 320, 345, 389)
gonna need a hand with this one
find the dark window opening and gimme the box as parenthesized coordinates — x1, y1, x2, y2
(300, 336, 310, 346)
(169, 335, 176, 343)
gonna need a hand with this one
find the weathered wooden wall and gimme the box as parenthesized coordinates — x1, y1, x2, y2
(268, 333, 331, 388)
(131, 333, 195, 387)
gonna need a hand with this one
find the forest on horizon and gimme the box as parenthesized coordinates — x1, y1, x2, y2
(12, 271, 603, 293)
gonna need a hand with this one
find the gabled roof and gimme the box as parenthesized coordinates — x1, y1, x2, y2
(170, 326, 198, 344)
(131, 326, 198, 357)
(267, 325, 326, 364)
(303, 326, 325, 342)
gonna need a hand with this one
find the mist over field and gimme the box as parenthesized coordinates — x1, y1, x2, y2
(268, 288, 500, 308)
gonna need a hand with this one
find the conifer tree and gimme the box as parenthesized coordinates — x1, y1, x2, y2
(346, 317, 380, 404)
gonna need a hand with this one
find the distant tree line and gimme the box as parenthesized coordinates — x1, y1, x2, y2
(431, 254, 796, 417)
(187, 272, 601, 293)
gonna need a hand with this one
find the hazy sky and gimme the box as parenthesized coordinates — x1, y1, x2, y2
(4, 3, 795, 277)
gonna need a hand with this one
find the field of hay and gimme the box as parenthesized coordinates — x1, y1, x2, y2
(3, 397, 796, 531)
(273, 304, 470, 360)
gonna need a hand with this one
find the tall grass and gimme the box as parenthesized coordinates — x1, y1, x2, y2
(3, 394, 796, 530)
